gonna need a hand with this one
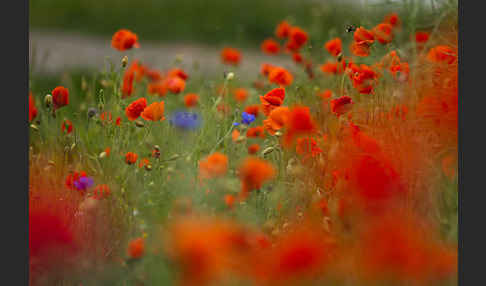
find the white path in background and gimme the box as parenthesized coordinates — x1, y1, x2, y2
(29, 29, 293, 80)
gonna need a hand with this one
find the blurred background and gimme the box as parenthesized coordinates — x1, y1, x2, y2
(29, 0, 441, 77)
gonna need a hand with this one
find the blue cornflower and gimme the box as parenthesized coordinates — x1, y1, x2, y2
(169, 111, 201, 130)
(233, 112, 256, 126)
(74, 176, 94, 191)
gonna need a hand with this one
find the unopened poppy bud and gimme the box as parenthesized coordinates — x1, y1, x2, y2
(274, 131, 283, 137)
(262, 146, 274, 155)
(44, 94, 53, 108)
(135, 120, 145, 128)
(154, 145, 160, 151)
(337, 52, 343, 62)
(144, 164, 152, 171)
(121, 56, 128, 68)
(87, 107, 97, 118)
(99, 151, 107, 159)
(174, 54, 184, 64)
(226, 72, 234, 80)
(81, 77, 88, 91)
(70, 143, 76, 151)
(30, 124, 39, 131)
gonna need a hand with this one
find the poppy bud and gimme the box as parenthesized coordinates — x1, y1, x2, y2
(144, 164, 152, 171)
(262, 146, 275, 155)
(44, 94, 53, 108)
(30, 124, 39, 131)
(121, 56, 128, 68)
(135, 120, 145, 128)
(99, 152, 107, 159)
(87, 108, 97, 118)
(154, 145, 160, 151)
(226, 72, 235, 80)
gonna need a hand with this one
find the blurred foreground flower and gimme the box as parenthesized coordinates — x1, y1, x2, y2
(169, 111, 201, 130)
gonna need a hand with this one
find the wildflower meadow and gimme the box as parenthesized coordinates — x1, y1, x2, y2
(29, 0, 458, 285)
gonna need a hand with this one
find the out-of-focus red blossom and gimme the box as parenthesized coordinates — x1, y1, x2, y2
(184, 93, 199, 108)
(292, 53, 303, 64)
(261, 38, 280, 54)
(384, 13, 401, 29)
(65, 171, 87, 190)
(442, 154, 457, 180)
(61, 120, 74, 134)
(348, 63, 379, 94)
(261, 63, 276, 77)
(116, 117, 121, 126)
(286, 26, 308, 52)
(263, 106, 289, 135)
(100, 111, 112, 123)
(221, 47, 242, 65)
(330, 96, 353, 117)
(244, 104, 260, 118)
(111, 29, 139, 51)
(165, 76, 186, 94)
(164, 216, 259, 286)
(246, 126, 266, 138)
(224, 194, 235, 208)
(325, 38, 342, 57)
(317, 89, 333, 101)
(233, 88, 249, 103)
(146, 68, 163, 82)
(148, 80, 168, 97)
(283, 105, 317, 147)
(357, 214, 457, 283)
(128, 237, 145, 259)
(29, 201, 80, 282)
(238, 157, 275, 197)
(122, 68, 135, 97)
(350, 41, 372, 57)
(296, 137, 322, 159)
(415, 31, 430, 44)
(260, 87, 285, 116)
(128, 61, 146, 82)
(167, 68, 189, 81)
(275, 20, 292, 38)
(52, 86, 69, 110)
(29, 92, 37, 122)
(125, 97, 147, 121)
(104, 147, 111, 157)
(426, 45, 457, 64)
(372, 23, 394, 44)
(248, 144, 260, 154)
(125, 152, 138, 165)
(232, 129, 240, 142)
(92, 184, 111, 200)
(388, 104, 409, 121)
(255, 224, 335, 285)
(320, 61, 345, 75)
(199, 152, 229, 180)
(268, 66, 293, 86)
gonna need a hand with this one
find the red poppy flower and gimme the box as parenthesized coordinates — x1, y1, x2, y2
(248, 144, 260, 154)
(125, 97, 147, 121)
(92, 184, 111, 200)
(324, 38, 342, 57)
(283, 105, 317, 147)
(415, 31, 430, 44)
(52, 86, 69, 110)
(263, 106, 289, 135)
(246, 126, 265, 138)
(125, 152, 138, 165)
(383, 12, 401, 29)
(372, 23, 394, 44)
(198, 152, 229, 180)
(330, 96, 353, 116)
(260, 87, 286, 116)
(165, 76, 186, 94)
(238, 157, 275, 196)
(261, 63, 276, 77)
(167, 68, 189, 81)
(268, 67, 293, 86)
(184, 93, 199, 108)
(233, 88, 249, 103)
(122, 68, 135, 97)
(29, 92, 37, 122)
(65, 171, 87, 190)
(221, 47, 242, 65)
(287, 26, 308, 51)
(128, 237, 145, 259)
(348, 63, 378, 94)
(292, 53, 303, 64)
(141, 101, 165, 121)
(261, 38, 280, 54)
(275, 20, 292, 38)
(426, 45, 457, 64)
(111, 29, 139, 51)
(244, 105, 260, 117)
